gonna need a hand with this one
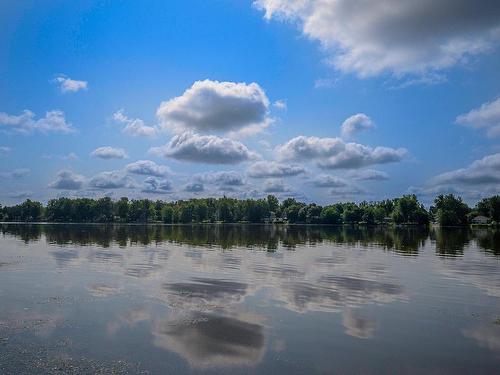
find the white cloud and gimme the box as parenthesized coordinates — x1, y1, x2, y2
(49, 170, 85, 190)
(432, 153, 500, 186)
(90, 147, 128, 160)
(276, 135, 406, 169)
(263, 178, 289, 193)
(195, 171, 245, 186)
(52, 75, 88, 93)
(330, 185, 367, 198)
(273, 99, 287, 110)
(125, 160, 171, 177)
(184, 182, 204, 192)
(0, 168, 30, 179)
(254, 0, 500, 77)
(142, 177, 173, 194)
(341, 113, 374, 139)
(456, 97, 500, 137)
(156, 80, 270, 136)
(113, 110, 157, 137)
(312, 175, 348, 188)
(348, 169, 389, 181)
(247, 161, 305, 178)
(150, 132, 260, 164)
(0, 110, 74, 134)
(89, 171, 136, 189)
(0, 146, 11, 156)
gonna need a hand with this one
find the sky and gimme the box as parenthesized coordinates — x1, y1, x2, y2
(1, 0, 500, 206)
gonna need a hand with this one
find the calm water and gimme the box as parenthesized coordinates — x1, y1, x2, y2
(0, 224, 499, 374)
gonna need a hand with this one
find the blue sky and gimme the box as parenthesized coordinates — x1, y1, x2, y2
(1, 0, 500, 206)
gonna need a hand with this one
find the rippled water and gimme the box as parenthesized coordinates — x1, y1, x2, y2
(0, 224, 499, 374)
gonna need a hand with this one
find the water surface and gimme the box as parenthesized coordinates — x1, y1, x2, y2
(0, 224, 499, 374)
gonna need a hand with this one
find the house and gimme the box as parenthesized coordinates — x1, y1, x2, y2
(471, 215, 489, 225)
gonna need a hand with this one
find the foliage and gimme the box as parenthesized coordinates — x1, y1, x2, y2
(2, 193, 498, 226)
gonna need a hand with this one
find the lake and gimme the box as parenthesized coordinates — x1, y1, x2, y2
(0, 224, 499, 374)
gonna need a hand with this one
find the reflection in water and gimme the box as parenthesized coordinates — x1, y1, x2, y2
(1, 224, 500, 374)
(1, 223, 434, 253)
(342, 310, 378, 339)
(153, 313, 265, 369)
(463, 326, 500, 352)
(163, 278, 248, 311)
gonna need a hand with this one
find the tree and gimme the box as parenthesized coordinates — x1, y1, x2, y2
(433, 194, 469, 226)
(320, 206, 342, 224)
(116, 197, 129, 222)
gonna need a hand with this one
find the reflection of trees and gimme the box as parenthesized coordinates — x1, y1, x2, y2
(431, 227, 471, 256)
(1, 224, 42, 243)
(473, 228, 500, 256)
(2, 224, 499, 258)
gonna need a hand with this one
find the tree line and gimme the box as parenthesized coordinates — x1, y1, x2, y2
(0, 194, 499, 226)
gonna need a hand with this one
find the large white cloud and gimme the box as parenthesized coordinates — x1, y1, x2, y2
(456, 97, 500, 137)
(125, 160, 171, 177)
(150, 132, 260, 164)
(156, 80, 270, 137)
(432, 153, 500, 186)
(52, 75, 88, 93)
(90, 147, 128, 160)
(254, 0, 500, 77)
(341, 113, 374, 139)
(247, 161, 305, 178)
(49, 170, 85, 190)
(113, 110, 157, 137)
(276, 135, 406, 169)
(0, 110, 74, 134)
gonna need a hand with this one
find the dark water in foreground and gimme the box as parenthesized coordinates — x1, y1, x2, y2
(0, 224, 499, 374)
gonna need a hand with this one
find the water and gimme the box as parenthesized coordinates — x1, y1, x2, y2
(0, 224, 499, 374)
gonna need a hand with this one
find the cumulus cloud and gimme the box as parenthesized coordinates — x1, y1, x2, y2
(195, 171, 245, 186)
(312, 175, 348, 188)
(113, 110, 157, 137)
(0, 110, 74, 134)
(254, 0, 500, 77)
(142, 177, 172, 194)
(348, 169, 389, 181)
(341, 113, 374, 138)
(263, 179, 288, 193)
(49, 170, 85, 190)
(0, 168, 30, 179)
(0, 146, 11, 156)
(247, 161, 305, 178)
(90, 147, 128, 160)
(456, 97, 500, 137)
(432, 153, 500, 186)
(156, 80, 270, 136)
(276, 135, 406, 169)
(150, 132, 260, 164)
(125, 160, 171, 177)
(184, 182, 204, 192)
(52, 75, 88, 93)
(89, 171, 136, 189)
